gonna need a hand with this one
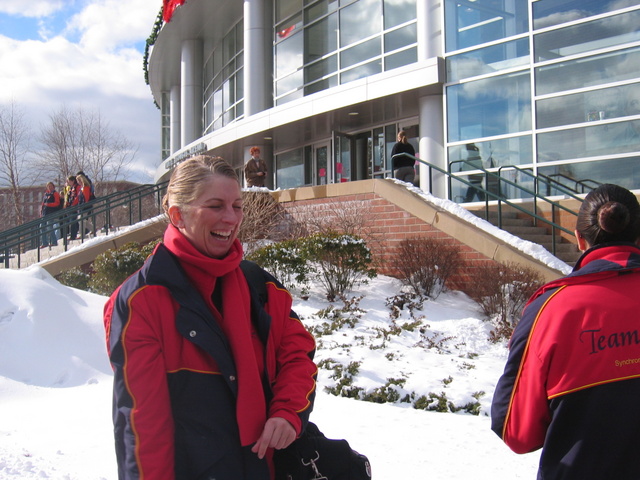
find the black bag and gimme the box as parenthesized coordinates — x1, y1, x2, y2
(239, 261, 373, 480)
(274, 422, 372, 480)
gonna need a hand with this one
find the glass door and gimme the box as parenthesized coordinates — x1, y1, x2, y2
(313, 142, 330, 185)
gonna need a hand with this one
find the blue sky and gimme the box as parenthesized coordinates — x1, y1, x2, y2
(0, 0, 162, 183)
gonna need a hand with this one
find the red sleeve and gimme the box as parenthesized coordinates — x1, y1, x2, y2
(106, 286, 178, 480)
(52, 191, 61, 208)
(264, 282, 317, 435)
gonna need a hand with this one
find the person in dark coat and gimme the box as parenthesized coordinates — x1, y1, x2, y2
(104, 155, 317, 480)
(491, 183, 640, 479)
(40, 182, 62, 248)
(244, 146, 268, 187)
(391, 130, 416, 183)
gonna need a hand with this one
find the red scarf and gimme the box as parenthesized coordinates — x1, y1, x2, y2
(163, 225, 267, 446)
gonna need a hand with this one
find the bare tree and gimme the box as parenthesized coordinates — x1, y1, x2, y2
(38, 105, 137, 188)
(0, 100, 31, 228)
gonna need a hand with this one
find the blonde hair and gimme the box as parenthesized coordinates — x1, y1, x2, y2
(162, 155, 238, 214)
(76, 174, 90, 187)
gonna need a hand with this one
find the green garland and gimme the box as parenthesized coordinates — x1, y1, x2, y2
(143, 7, 165, 91)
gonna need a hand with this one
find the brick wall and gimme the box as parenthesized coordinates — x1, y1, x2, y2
(278, 191, 499, 292)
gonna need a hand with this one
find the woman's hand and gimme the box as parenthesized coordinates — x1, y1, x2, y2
(251, 417, 296, 459)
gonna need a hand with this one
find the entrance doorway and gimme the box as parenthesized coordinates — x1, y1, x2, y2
(313, 142, 330, 185)
(334, 128, 393, 182)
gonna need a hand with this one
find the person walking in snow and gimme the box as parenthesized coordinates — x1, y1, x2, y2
(104, 155, 317, 480)
(491, 183, 640, 479)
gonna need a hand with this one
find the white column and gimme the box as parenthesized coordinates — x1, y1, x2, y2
(244, 0, 273, 116)
(419, 94, 446, 198)
(417, 0, 442, 60)
(181, 39, 203, 147)
(170, 85, 181, 154)
(417, 0, 445, 197)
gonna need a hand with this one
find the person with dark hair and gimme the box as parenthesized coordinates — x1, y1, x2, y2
(104, 155, 316, 480)
(491, 183, 640, 479)
(245, 146, 268, 187)
(391, 130, 416, 183)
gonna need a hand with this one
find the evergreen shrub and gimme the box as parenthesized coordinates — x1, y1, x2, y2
(56, 267, 90, 291)
(88, 240, 160, 296)
(301, 232, 377, 301)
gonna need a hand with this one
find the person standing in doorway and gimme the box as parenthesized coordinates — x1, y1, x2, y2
(391, 130, 416, 184)
(245, 146, 268, 187)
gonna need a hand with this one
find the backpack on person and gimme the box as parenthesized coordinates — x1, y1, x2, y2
(240, 260, 373, 480)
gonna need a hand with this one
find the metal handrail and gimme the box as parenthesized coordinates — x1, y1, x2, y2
(1, 155, 591, 269)
(0, 181, 168, 268)
(402, 153, 589, 257)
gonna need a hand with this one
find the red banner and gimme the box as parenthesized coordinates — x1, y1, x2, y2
(163, 0, 186, 22)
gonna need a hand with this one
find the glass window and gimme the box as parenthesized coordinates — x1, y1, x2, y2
(536, 46, 640, 96)
(305, 0, 339, 23)
(444, 0, 529, 53)
(276, 0, 303, 24)
(276, 89, 305, 105)
(449, 138, 534, 203)
(536, 83, 639, 129)
(340, 0, 381, 47)
(537, 119, 640, 163)
(276, 148, 306, 188)
(385, 47, 417, 70)
(341, 59, 382, 83)
(449, 136, 532, 171)
(305, 75, 339, 95)
(534, 10, 640, 62)
(538, 156, 640, 192)
(384, 23, 416, 53)
(305, 14, 337, 62)
(305, 55, 338, 83)
(341, 38, 380, 68)
(447, 71, 532, 142)
(383, 0, 417, 29)
(276, 70, 304, 96)
(533, 0, 640, 30)
(276, 32, 304, 78)
(446, 38, 529, 82)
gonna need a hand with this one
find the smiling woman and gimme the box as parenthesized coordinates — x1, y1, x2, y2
(103, 155, 317, 480)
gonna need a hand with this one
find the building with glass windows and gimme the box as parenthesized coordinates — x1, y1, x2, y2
(148, 0, 640, 203)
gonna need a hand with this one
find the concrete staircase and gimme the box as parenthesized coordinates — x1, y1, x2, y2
(478, 210, 581, 267)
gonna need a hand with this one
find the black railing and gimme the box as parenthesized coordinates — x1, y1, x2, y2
(393, 153, 590, 258)
(0, 181, 168, 268)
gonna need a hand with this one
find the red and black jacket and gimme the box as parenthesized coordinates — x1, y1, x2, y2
(491, 242, 640, 479)
(104, 242, 316, 480)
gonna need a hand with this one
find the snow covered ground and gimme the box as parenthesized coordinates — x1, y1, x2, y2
(0, 265, 543, 479)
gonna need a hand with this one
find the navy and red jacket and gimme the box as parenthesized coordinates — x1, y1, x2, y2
(491, 242, 640, 479)
(104, 242, 317, 480)
(41, 190, 62, 216)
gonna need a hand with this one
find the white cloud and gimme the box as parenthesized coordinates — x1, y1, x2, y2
(66, 0, 160, 52)
(0, 0, 65, 17)
(0, 0, 161, 183)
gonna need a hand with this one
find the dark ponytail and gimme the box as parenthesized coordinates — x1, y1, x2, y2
(576, 184, 640, 246)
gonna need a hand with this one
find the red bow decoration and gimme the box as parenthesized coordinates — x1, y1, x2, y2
(163, 0, 186, 23)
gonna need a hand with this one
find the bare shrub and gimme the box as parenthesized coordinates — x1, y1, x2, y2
(395, 236, 462, 299)
(285, 199, 383, 257)
(239, 191, 284, 256)
(465, 261, 544, 342)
